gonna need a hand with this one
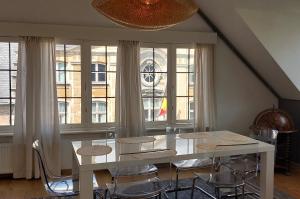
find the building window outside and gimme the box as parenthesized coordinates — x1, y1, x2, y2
(91, 63, 106, 83)
(140, 47, 168, 122)
(55, 44, 81, 124)
(176, 48, 195, 121)
(92, 101, 106, 123)
(0, 42, 18, 126)
(91, 46, 117, 123)
(58, 101, 69, 124)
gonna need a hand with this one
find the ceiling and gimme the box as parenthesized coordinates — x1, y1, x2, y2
(0, 0, 300, 99)
(196, 0, 300, 100)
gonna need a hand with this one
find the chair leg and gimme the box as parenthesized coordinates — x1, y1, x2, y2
(235, 187, 238, 199)
(215, 187, 220, 199)
(175, 169, 179, 199)
(242, 185, 245, 199)
(191, 177, 197, 199)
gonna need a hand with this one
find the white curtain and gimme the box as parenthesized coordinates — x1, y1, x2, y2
(13, 37, 61, 179)
(194, 44, 216, 131)
(115, 40, 145, 138)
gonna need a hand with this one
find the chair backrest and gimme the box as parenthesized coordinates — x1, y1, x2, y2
(254, 129, 279, 145)
(212, 143, 260, 177)
(32, 140, 52, 191)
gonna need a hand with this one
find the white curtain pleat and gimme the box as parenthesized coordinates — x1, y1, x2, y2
(13, 37, 61, 179)
(115, 40, 145, 138)
(194, 44, 216, 132)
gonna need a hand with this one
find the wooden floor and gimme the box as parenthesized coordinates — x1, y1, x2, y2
(0, 167, 300, 199)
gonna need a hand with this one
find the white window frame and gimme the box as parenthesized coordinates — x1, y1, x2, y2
(0, 37, 22, 134)
(174, 44, 195, 126)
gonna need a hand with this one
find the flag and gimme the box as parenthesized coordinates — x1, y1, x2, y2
(159, 97, 167, 116)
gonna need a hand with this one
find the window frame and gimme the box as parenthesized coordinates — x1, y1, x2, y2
(56, 40, 196, 132)
(0, 38, 21, 132)
(175, 45, 195, 124)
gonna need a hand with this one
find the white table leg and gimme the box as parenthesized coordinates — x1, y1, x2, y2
(260, 150, 274, 199)
(79, 170, 94, 199)
(72, 151, 79, 192)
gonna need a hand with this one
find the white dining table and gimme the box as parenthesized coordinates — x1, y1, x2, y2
(71, 130, 275, 199)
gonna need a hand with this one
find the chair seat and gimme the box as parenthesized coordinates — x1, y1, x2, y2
(109, 164, 158, 177)
(46, 174, 99, 196)
(194, 170, 244, 188)
(173, 158, 212, 170)
(106, 177, 166, 198)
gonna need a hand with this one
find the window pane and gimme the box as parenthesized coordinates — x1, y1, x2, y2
(154, 73, 167, 97)
(176, 73, 188, 96)
(143, 98, 152, 122)
(57, 85, 66, 98)
(92, 86, 106, 97)
(58, 99, 66, 124)
(11, 99, 15, 125)
(66, 71, 81, 97)
(0, 71, 9, 98)
(0, 43, 9, 70)
(189, 49, 195, 72)
(189, 98, 194, 120)
(107, 46, 117, 72)
(0, 104, 10, 125)
(107, 98, 115, 123)
(68, 98, 81, 124)
(154, 48, 167, 72)
(92, 98, 106, 123)
(176, 97, 188, 120)
(10, 43, 19, 71)
(66, 45, 81, 71)
(176, 48, 189, 72)
(107, 72, 116, 97)
(56, 45, 65, 65)
(155, 97, 167, 121)
(91, 46, 106, 70)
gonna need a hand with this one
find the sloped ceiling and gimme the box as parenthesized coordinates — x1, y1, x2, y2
(0, 0, 299, 99)
(195, 0, 300, 100)
(238, 2, 300, 94)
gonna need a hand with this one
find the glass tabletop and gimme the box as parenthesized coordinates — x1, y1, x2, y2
(72, 131, 270, 167)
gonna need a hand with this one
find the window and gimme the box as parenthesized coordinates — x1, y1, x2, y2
(176, 48, 195, 121)
(92, 101, 106, 123)
(91, 63, 106, 83)
(56, 62, 66, 84)
(58, 101, 69, 124)
(91, 46, 117, 123)
(0, 42, 18, 126)
(55, 44, 81, 124)
(140, 47, 168, 122)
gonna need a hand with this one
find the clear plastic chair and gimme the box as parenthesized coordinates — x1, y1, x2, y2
(171, 128, 213, 199)
(191, 144, 259, 199)
(32, 140, 103, 198)
(106, 162, 169, 199)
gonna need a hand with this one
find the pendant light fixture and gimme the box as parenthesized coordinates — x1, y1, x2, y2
(92, 0, 198, 30)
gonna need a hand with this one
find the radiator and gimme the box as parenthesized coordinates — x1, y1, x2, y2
(0, 143, 13, 174)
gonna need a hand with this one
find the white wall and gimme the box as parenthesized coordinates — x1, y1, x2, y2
(215, 40, 278, 135)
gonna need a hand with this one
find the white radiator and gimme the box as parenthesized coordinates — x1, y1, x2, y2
(0, 143, 13, 174)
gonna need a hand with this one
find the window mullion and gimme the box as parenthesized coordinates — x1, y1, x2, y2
(82, 42, 91, 127)
(168, 45, 176, 126)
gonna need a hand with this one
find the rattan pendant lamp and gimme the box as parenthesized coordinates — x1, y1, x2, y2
(92, 0, 198, 30)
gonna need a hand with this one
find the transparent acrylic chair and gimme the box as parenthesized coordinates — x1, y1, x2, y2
(191, 144, 258, 199)
(171, 128, 213, 199)
(32, 140, 103, 198)
(107, 127, 159, 196)
(106, 160, 170, 199)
